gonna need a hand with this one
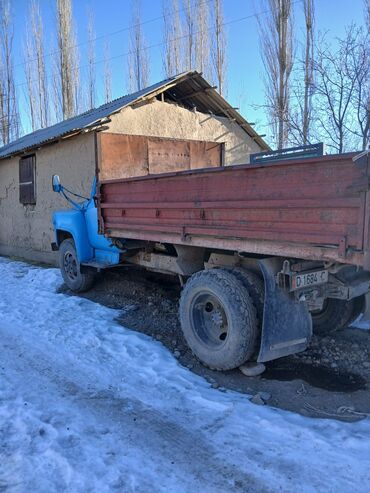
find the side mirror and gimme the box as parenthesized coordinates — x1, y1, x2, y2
(52, 174, 62, 193)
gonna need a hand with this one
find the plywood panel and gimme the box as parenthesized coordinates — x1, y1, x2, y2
(148, 139, 190, 174)
(190, 142, 222, 169)
(98, 133, 222, 180)
(99, 134, 148, 180)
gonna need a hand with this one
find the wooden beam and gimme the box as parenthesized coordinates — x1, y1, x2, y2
(176, 86, 217, 101)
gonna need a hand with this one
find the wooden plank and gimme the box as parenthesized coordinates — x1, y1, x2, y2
(98, 132, 222, 180)
(99, 134, 148, 180)
(190, 141, 222, 169)
(102, 216, 359, 246)
(148, 138, 190, 174)
(101, 161, 367, 202)
(102, 205, 359, 225)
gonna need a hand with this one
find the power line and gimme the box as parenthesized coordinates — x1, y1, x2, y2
(13, 1, 301, 92)
(2, 0, 213, 75)
(1, 0, 302, 115)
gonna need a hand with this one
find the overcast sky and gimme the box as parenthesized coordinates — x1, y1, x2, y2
(10, 0, 367, 137)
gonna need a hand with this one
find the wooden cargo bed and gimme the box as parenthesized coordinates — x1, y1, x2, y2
(97, 151, 370, 269)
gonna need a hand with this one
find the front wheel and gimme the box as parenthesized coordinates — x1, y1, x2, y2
(59, 239, 95, 292)
(179, 268, 258, 370)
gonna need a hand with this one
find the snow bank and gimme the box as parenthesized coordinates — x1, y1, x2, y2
(0, 257, 369, 493)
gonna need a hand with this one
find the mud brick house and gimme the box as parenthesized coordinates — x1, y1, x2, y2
(0, 71, 268, 264)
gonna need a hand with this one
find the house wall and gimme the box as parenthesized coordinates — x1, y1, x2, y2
(0, 99, 263, 265)
(107, 99, 262, 164)
(0, 132, 95, 264)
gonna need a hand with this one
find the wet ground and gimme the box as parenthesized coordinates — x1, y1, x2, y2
(59, 266, 370, 421)
(263, 361, 366, 392)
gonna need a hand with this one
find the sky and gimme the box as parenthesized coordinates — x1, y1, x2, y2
(9, 0, 368, 138)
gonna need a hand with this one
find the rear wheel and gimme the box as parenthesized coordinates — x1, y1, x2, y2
(224, 267, 265, 359)
(224, 267, 265, 328)
(311, 298, 354, 335)
(179, 268, 258, 370)
(349, 295, 365, 326)
(59, 239, 95, 292)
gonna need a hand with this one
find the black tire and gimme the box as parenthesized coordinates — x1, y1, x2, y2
(311, 298, 354, 336)
(179, 268, 258, 370)
(224, 267, 265, 328)
(59, 239, 95, 293)
(224, 267, 265, 360)
(349, 295, 365, 326)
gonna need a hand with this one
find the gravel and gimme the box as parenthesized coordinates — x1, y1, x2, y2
(61, 266, 370, 422)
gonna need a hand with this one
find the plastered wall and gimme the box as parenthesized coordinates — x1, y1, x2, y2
(107, 99, 262, 165)
(0, 132, 95, 262)
(0, 100, 262, 262)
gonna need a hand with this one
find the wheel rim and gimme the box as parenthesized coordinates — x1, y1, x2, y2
(190, 292, 229, 349)
(63, 251, 78, 281)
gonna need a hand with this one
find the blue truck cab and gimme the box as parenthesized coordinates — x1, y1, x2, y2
(51, 175, 123, 291)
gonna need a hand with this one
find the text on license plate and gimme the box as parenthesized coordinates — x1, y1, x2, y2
(291, 269, 329, 290)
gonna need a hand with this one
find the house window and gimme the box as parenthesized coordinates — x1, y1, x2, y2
(19, 155, 36, 205)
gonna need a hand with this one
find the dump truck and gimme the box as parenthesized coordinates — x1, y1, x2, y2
(51, 137, 370, 371)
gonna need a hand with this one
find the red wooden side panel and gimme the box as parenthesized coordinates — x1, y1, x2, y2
(98, 153, 370, 266)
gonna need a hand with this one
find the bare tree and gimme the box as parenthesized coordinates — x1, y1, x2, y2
(128, 0, 150, 93)
(183, 0, 212, 77)
(302, 0, 314, 144)
(314, 27, 366, 153)
(103, 41, 112, 103)
(24, 0, 49, 132)
(289, 0, 314, 145)
(162, 0, 183, 77)
(211, 0, 227, 96)
(87, 12, 96, 109)
(194, 0, 212, 79)
(55, 0, 80, 119)
(347, 27, 369, 150)
(363, 0, 370, 150)
(183, 0, 195, 70)
(258, 0, 294, 149)
(51, 55, 62, 122)
(0, 0, 20, 145)
(24, 37, 37, 133)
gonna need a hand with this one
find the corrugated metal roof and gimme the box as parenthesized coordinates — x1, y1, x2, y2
(0, 71, 269, 160)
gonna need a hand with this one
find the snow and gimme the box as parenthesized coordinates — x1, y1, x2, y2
(0, 256, 369, 493)
(352, 316, 370, 331)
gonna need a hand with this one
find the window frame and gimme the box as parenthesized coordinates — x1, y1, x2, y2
(19, 154, 36, 205)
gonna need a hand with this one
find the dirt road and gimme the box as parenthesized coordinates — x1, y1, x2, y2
(70, 266, 370, 421)
(1, 257, 370, 492)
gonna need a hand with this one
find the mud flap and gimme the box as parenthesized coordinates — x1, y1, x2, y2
(257, 258, 312, 363)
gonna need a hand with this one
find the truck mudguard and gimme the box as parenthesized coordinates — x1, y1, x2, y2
(257, 257, 312, 362)
(53, 209, 93, 263)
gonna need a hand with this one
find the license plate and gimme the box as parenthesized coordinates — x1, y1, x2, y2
(291, 269, 328, 291)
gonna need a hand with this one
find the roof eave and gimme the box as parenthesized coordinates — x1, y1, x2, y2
(0, 71, 269, 159)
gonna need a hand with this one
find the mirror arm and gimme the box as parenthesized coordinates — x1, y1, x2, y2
(61, 185, 89, 201)
(58, 187, 84, 210)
